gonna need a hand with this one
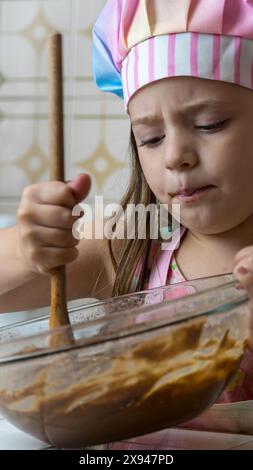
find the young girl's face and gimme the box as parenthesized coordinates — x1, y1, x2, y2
(129, 77, 253, 234)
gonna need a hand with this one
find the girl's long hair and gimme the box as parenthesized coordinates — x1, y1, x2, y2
(108, 129, 171, 297)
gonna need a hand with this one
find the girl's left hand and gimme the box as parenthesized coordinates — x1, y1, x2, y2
(233, 246, 253, 349)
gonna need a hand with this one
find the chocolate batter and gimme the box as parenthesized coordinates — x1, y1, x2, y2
(0, 319, 244, 448)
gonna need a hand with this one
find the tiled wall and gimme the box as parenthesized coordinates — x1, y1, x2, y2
(0, 0, 131, 215)
(0, 0, 131, 323)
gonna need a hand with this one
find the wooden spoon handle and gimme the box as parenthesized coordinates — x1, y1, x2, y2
(48, 33, 73, 344)
(48, 33, 64, 182)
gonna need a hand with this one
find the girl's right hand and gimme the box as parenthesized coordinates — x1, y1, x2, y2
(17, 173, 91, 275)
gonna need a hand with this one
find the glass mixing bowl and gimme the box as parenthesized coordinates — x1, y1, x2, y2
(0, 273, 249, 448)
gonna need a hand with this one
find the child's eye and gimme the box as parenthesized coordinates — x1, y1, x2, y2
(195, 120, 228, 132)
(139, 135, 165, 148)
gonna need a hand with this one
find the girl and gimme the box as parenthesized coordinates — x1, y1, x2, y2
(0, 0, 253, 448)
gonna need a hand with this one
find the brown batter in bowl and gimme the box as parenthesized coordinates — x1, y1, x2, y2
(0, 274, 249, 448)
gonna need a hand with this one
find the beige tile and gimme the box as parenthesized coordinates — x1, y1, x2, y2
(0, 0, 129, 204)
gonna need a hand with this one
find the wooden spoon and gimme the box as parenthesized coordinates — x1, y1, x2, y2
(48, 32, 74, 347)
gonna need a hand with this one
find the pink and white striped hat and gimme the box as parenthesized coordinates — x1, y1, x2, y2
(93, 0, 253, 111)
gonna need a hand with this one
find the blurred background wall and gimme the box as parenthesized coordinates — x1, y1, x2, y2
(0, 0, 130, 222)
(0, 0, 130, 324)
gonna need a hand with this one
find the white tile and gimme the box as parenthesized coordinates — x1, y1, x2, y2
(1, 1, 38, 32)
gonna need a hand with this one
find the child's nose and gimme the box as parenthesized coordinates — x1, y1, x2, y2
(163, 132, 199, 170)
(164, 148, 199, 171)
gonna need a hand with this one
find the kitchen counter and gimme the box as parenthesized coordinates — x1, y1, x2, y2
(1, 413, 253, 450)
(0, 413, 48, 450)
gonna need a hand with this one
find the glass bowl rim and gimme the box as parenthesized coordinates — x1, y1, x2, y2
(0, 273, 249, 365)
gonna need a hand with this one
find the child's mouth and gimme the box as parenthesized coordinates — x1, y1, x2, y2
(174, 185, 215, 202)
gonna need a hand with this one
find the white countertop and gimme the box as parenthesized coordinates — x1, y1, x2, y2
(1, 413, 253, 450)
(0, 414, 49, 450)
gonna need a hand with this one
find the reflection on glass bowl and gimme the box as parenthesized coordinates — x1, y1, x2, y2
(0, 273, 249, 448)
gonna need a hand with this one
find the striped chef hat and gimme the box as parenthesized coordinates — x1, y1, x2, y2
(92, 0, 253, 111)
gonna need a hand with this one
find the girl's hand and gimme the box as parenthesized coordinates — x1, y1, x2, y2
(17, 173, 91, 275)
(233, 247, 253, 349)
